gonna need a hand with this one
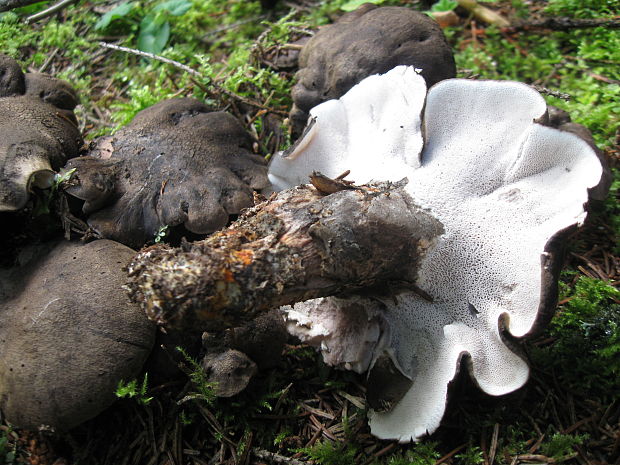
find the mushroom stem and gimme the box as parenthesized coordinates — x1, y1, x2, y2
(126, 179, 443, 329)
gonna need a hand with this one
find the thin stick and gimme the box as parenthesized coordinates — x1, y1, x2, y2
(489, 423, 500, 465)
(508, 17, 620, 31)
(100, 41, 288, 115)
(99, 42, 203, 78)
(203, 14, 267, 37)
(26, 0, 78, 23)
(530, 84, 571, 101)
(252, 449, 308, 465)
(434, 443, 468, 465)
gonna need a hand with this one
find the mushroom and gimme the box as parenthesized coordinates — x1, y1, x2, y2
(289, 5, 456, 135)
(64, 98, 269, 248)
(0, 54, 83, 212)
(223, 310, 288, 370)
(0, 239, 155, 431)
(269, 66, 607, 441)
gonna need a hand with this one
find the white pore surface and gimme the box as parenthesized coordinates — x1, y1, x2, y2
(272, 70, 604, 442)
(284, 296, 388, 374)
(268, 66, 426, 189)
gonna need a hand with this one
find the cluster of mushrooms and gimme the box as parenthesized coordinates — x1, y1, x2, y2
(0, 5, 610, 442)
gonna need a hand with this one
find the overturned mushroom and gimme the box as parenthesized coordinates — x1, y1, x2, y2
(269, 66, 607, 441)
(0, 239, 155, 431)
(290, 5, 456, 135)
(0, 54, 82, 212)
(64, 98, 269, 248)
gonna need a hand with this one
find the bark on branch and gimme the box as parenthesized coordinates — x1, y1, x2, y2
(0, 0, 38, 11)
(126, 179, 443, 329)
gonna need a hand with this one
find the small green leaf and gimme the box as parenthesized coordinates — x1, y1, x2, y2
(340, 0, 385, 13)
(154, 0, 192, 16)
(138, 15, 170, 54)
(94, 2, 136, 31)
(430, 0, 458, 12)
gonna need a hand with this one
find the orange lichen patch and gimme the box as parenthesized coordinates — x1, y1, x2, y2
(222, 268, 235, 283)
(233, 249, 254, 266)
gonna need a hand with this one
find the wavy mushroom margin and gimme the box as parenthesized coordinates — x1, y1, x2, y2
(268, 66, 609, 442)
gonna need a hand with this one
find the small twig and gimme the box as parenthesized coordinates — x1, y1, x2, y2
(508, 17, 620, 32)
(26, 0, 79, 23)
(530, 84, 571, 101)
(203, 14, 267, 38)
(457, 0, 510, 27)
(434, 443, 468, 465)
(362, 442, 397, 465)
(489, 423, 500, 465)
(99, 40, 288, 116)
(38, 48, 58, 73)
(252, 448, 308, 465)
(280, 43, 304, 51)
(99, 41, 203, 78)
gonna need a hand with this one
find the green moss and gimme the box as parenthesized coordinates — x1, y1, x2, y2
(381, 442, 441, 465)
(455, 445, 484, 465)
(545, 0, 617, 18)
(531, 276, 620, 398)
(540, 432, 587, 460)
(453, 23, 620, 149)
(0, 13, 36, 58)
(297, 440, 359, 465)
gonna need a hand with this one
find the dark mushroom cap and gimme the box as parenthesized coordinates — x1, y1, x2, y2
(64, 98, 269, 248)
(201, 349, 258, 397)
(24, 73, 79, 111)
(290, 6, 456, 134)
(0, 239, 155, 431)
(0, 54, 83, 212)
(0, 54, 25, 97)
(223, 310, 288, 370)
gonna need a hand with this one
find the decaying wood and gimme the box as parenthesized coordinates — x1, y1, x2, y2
(126, 178, 443, 328)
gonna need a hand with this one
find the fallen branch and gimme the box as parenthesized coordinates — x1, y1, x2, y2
(126, 178, 443, 328)
(0, 0, 38, 12)
(508, 16, 620, 32)
(25, 0, 78, 23)
(457, 0, 510, 28)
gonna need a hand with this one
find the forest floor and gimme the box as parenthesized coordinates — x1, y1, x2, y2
(0, 0, 619, 464)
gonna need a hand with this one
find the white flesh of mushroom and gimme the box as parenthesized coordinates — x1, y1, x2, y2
(0, 144, 55, 212)
(269, 66, 604, 441)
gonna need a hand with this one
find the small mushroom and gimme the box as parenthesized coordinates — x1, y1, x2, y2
(223, 310, 288, 370)
(201, 349, 258, 398)
(0, 55, 83, 212)
(0, 239, 155, 431)
(64, 98, 269, 248)
(289, 5, 456, 134)
(192, 311, 287, 397)
(270, 67, 608, 441)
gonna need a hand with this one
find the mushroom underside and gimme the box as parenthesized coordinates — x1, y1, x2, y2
(271, 66, 605, 441)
